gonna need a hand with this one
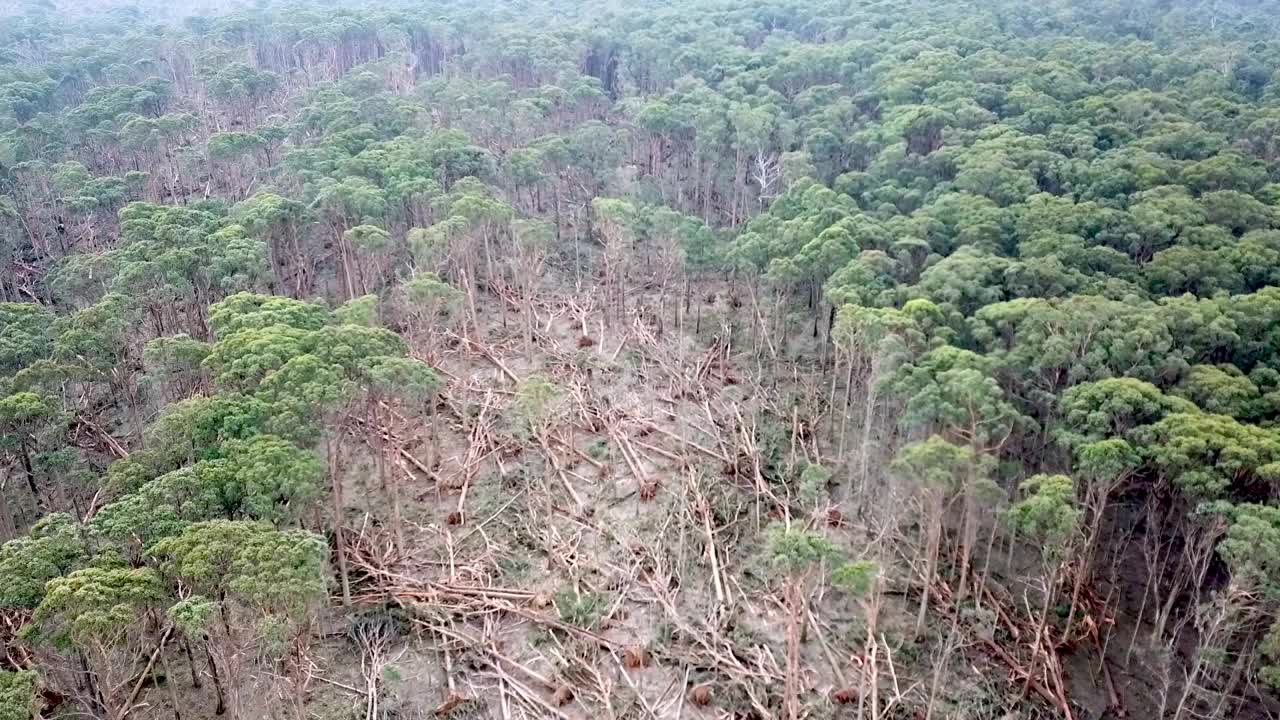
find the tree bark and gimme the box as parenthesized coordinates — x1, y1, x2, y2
(19, 444, 40, 508)
(183, 639, 202, 689)
(1021, 565, 1060, 701)
(916, 492, 942, 637)
(204, 642, 226, 716)
(326, 432, 352, 606)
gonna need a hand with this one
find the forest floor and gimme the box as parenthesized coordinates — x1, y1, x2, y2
(324, 282, 881, 720)
(130, 282, 1274, 720)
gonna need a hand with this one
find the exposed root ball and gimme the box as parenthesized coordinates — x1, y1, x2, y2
(831, 687, 859, 705)
(433, 693, 470, 716)
(827, 508, 845, 527)
(622, 646, 649, 669)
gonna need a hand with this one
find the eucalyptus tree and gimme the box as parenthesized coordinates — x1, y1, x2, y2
(311, 176, 388, 301)
(393, 272, 462, 360)
(1133, 411, 1280, 643)
(0, 391, 54, 505)
(143, 333, 211, 403)
(358, 356, 440, 551)
(1173, 503, 1280, 720)
(0, 302, 51, 374)
(891, 436, 975, 635)
(255, 355, 355, 603)
(1006, 474, 1080, 707)
(0, 513, 87, 608)
(231, 193, 311, 297)
(510, 218, 553, 356)
(152, 520, 327, 720)
(764, 524, 840, 720)
(831, 304, 927, 495)
(32, 566, 166, 720)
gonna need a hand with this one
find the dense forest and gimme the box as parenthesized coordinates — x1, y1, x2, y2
(2, 0, 1280, 718)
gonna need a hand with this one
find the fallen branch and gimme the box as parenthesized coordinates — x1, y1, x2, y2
(461, 336, 521, 384)
(76, 414, 129, 459)
(639, 422, 729, 464)
(1093, 625, 1125, 717)
(121, 626, 172, 719)
(538, 435, 588, 513)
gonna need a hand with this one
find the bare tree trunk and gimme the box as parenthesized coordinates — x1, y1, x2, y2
(204, 642, 226, 716)
(977, 515, 998, 611)
(1020, 565, 1060, 701)
(955, 489, 976, 602)
(160, 651, 182, 720)
(429, 401, 440, 472)
(524, 291, 535, 360)
(19, 444, 41, 509)
(338, 232, 356, 301)
(856, 370, 877, 502)
(836, 357, 853, 466)
(1064, 491, 1109, 640)
(925, 610, 962, 720)
(372, 401, 404, 554)
(326, 432, 352, 606)
(784, 578, 803, 720)
(183, 639, 202, 689)
(0, 481, 16, 541)
(916, 493, 942, 637)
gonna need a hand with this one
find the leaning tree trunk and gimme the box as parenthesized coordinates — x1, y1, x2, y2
(916, 492, 943, 637)
(326, 431, 352, 606)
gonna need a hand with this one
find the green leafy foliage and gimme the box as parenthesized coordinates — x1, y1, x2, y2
(888, 347, 1020, 447)
(0, 303, 52, 375)
(1007, 474, 1080, 561)
(33, 566, 164, 648)
(1263, 620, 1280, 690)
(832, 560, 878, 597)
(0, 669, 37, 720)
(0, 514, 87, 609)
(764, 524, 839, 575)
(209, 293, 329, 336)
(1057, 378, 1197, 451)
(512, 375, 560, 434)
(360, 356, 441, 404)
(1217, 504, 1280, 601)
(166, 595, 217, 641)
(1133, 412, 1280, 502)
(218, 435, 324, 522)
(891, 436, 975, 495)
(151, 520, 326, 614)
